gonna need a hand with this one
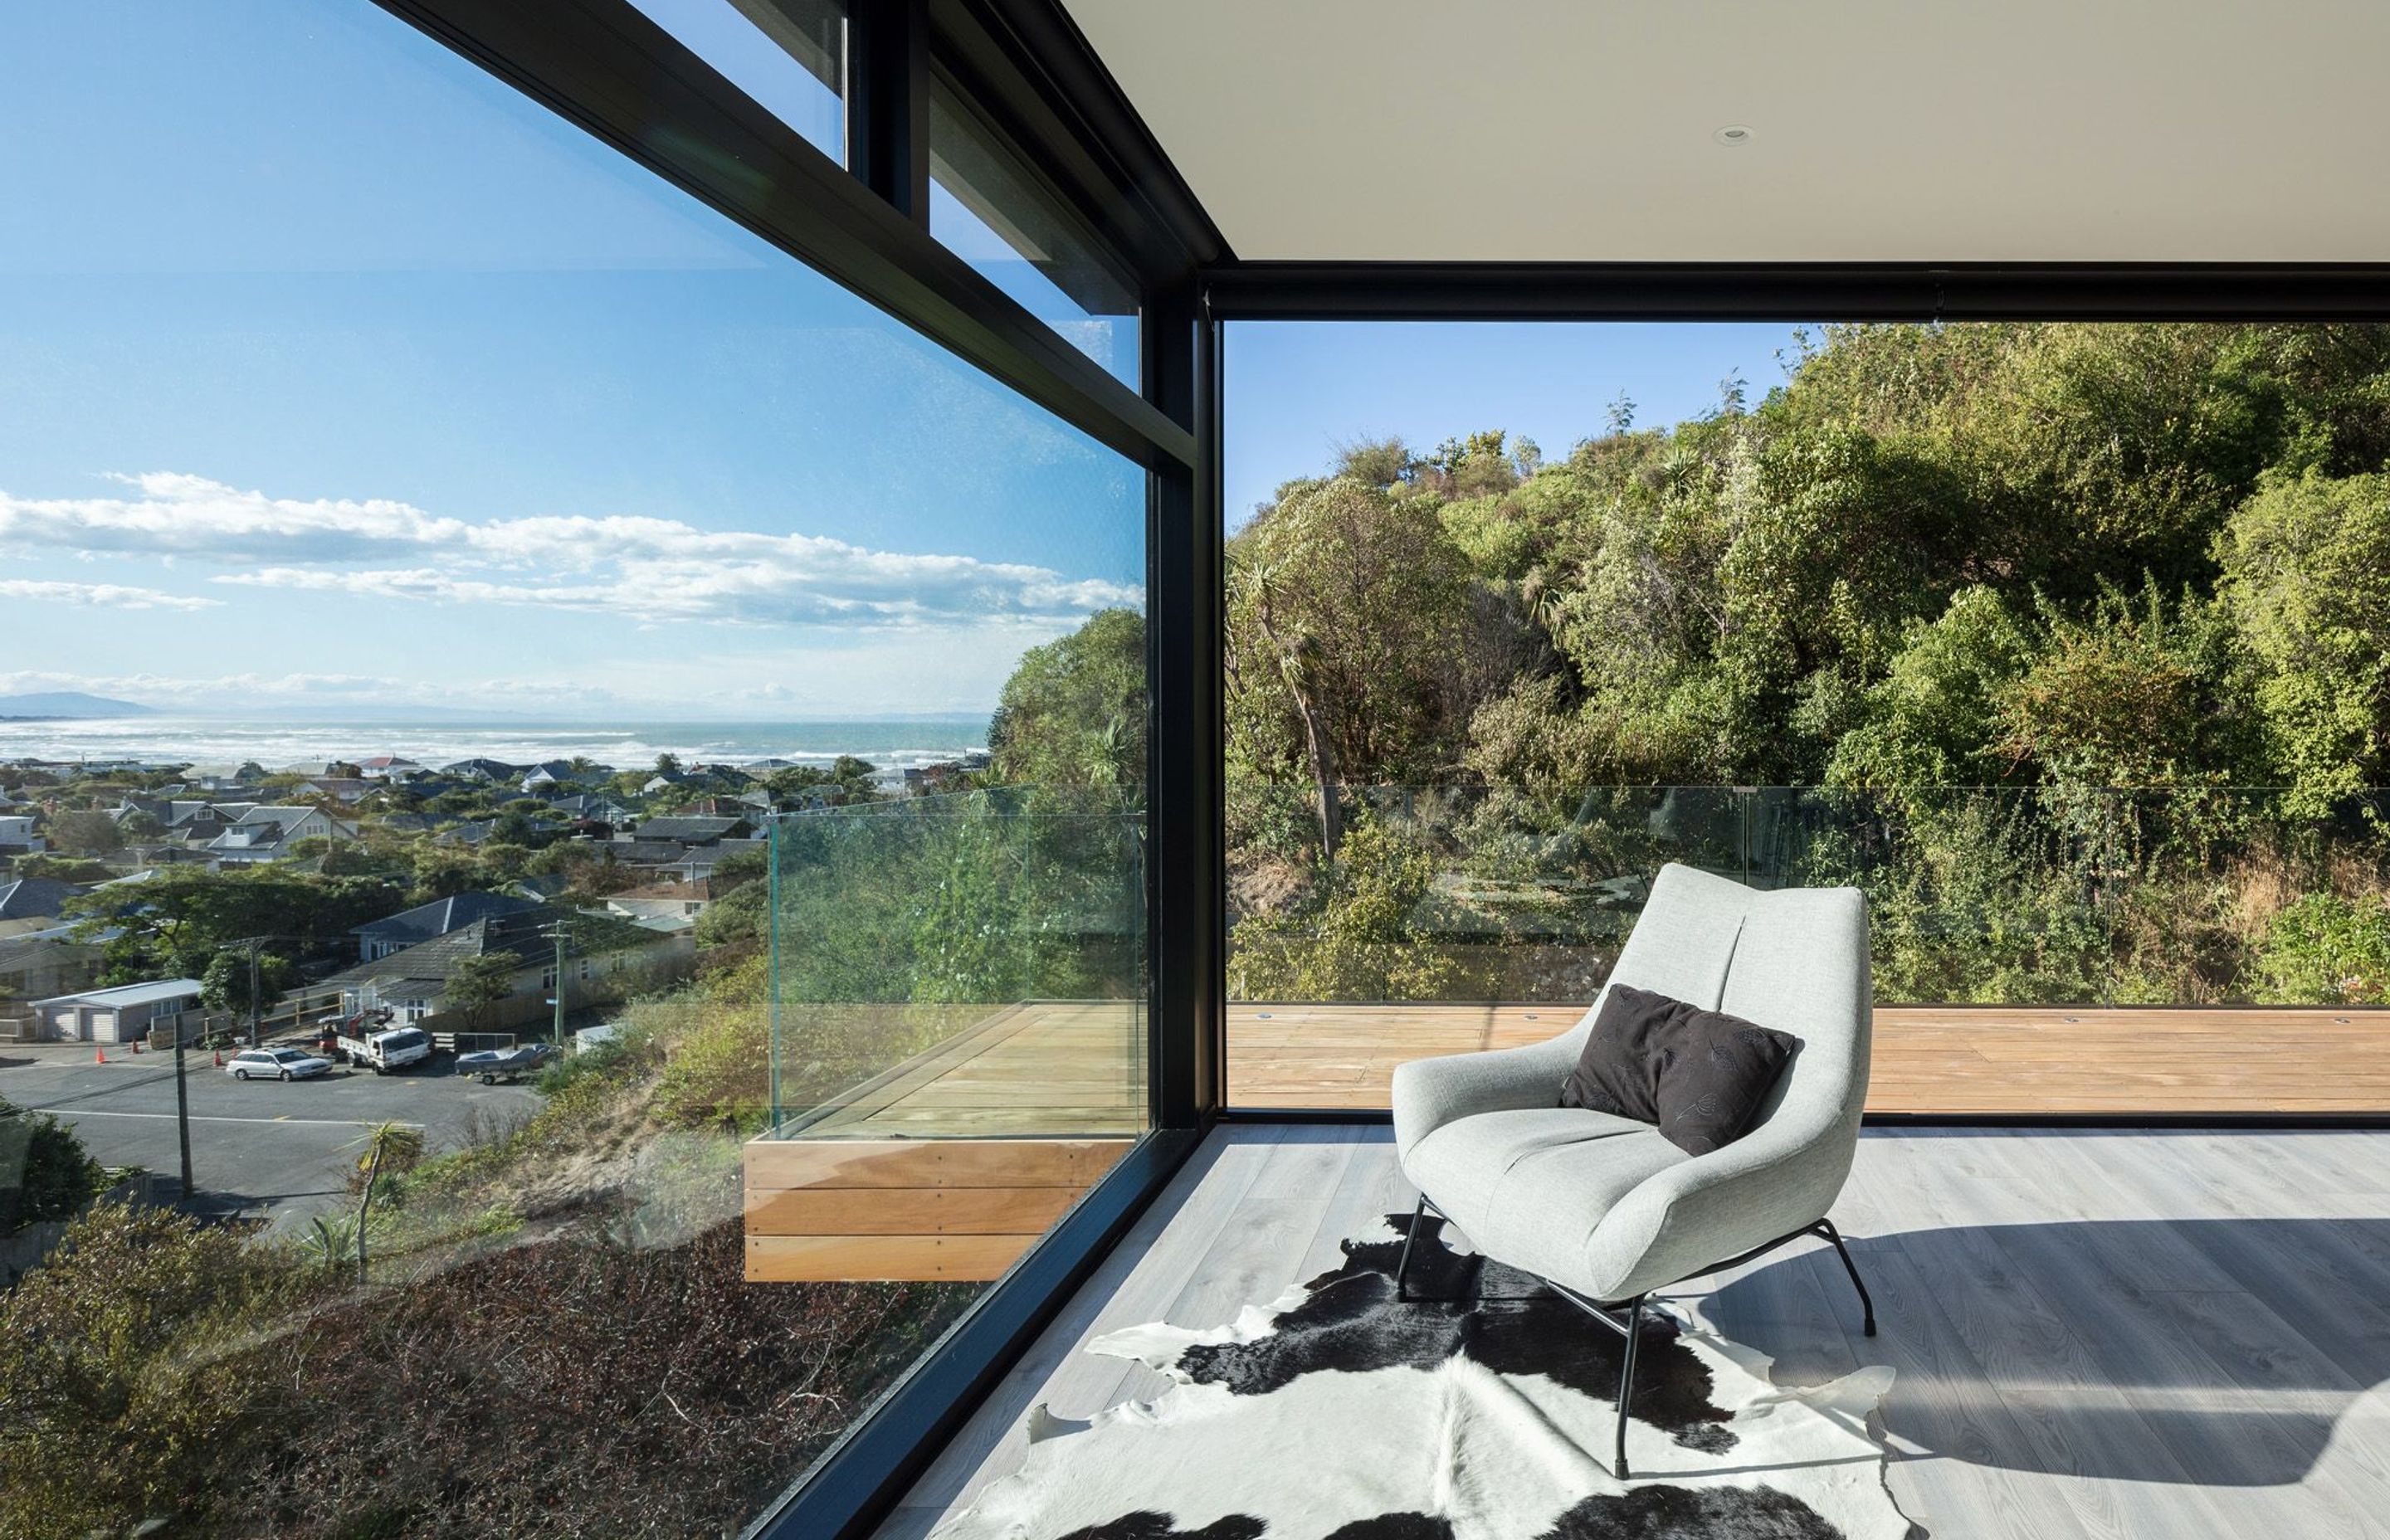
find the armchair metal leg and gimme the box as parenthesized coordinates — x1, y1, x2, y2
(1813, 1219, 1877, 1337)
(1394, 1196, 1427, 1302)
(1613, 1294, 1644, 1480)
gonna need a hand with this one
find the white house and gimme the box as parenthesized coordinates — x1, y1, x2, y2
(0, 814, 46, 855)
(204, 806, 363, 864)
(30, 977, 203, 1045)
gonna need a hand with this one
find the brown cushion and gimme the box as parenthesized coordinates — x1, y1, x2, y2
(1558, 983, 1797, 1155)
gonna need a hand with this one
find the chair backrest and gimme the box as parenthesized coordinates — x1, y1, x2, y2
(1565, 862, 1871, 1148)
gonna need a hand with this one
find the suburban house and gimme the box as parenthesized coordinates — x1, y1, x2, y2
(178, 761, 268, 791)
(275, 760, 357, 779)
(351, 890, 541, 962)
(438, 757, 523, 782)
(518, 760, 576, 792)
(27, 977, 203, 1045)
(297, 777, 378, 804)
(354, 755, 427, 779)
(0, 877, 85, 939)
(0, 814, 46, 857)
(202, 805, 363, 864)
(626, 815, 751, 846)
(602, 880, 711, 924)
(316, 906, 691, 1031)
(544, 792, 632, 824)
(0, 930, 105, 1034)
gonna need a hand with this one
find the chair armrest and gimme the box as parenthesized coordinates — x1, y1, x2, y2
(1580, 1109, 1861, 1301)
(1391, 1033, 1581, 1166)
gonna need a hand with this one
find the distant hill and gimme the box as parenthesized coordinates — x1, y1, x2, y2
(0, 690, 159, 718)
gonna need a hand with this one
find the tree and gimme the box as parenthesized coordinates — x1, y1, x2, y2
(66, 866, 400, 981)
(0, 1097, 107, 1230)
(199, 947, 294, 1018)
(988, 607, 1147, 792)
(653, 752, 682, 777)
(46, 809, 122, 857)
(344, 1120, 425, 1282)
(1227, 476, 1477, 854)
(2217, 469, 2390, 811)
(444, 952, 517, 1034)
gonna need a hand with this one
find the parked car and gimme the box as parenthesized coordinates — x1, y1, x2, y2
(454, 1040, 561, 1084)
(341, 1026, 434, 1075)
(227, 1047, 331, 1082)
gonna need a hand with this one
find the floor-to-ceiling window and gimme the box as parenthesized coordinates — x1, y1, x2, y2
(1222, 319, 2390, 1115)
(0, 3, 1147, 1533)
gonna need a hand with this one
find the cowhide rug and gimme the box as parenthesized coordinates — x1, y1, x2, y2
(934, 1212, 1913, 1540)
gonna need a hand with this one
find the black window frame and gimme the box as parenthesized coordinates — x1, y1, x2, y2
(363, 4, 2390, 1537)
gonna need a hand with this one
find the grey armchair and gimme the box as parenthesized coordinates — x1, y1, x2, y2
(1389, 861, 1877, 1477)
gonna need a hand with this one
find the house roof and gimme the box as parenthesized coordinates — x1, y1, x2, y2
(632, 816, 747, 843)
(439, 758, 524, 779)
(318, 907, 663, 992)
(32, 977, 204, 1009)
(353, 890, 541, 943)
(0, 928, 105, 972)
(0, 877, 85, 922)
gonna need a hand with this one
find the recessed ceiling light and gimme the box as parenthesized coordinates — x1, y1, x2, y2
(1714, 124, 1754, 147)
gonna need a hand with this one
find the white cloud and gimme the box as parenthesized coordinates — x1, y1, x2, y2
(0, 473, 1141, 629)
(0, 668, 632, 711)
(0, 578, 222, 612)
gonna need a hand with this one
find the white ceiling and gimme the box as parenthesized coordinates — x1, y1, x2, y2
(1061, 0, 2390, 262)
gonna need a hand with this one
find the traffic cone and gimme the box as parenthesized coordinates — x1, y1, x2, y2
(94, 1046, 106, 1064)
(212, 1050, 224, 1067)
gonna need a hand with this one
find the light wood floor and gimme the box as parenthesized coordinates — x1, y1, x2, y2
(873, 1124, 2390, 1540)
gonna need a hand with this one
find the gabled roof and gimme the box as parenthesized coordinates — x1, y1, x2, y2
(319, 907, 665, 991)
(439, 758, 524, 780)
(353, 890, 541, 943)
(235, 805, 334, 829)
(0, 877, 85, 921)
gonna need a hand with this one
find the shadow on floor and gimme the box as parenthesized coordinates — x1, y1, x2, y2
(1706, 1216, 2390, 1488)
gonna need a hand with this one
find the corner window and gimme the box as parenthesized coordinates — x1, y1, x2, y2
(627, 0, 846, 163)
(929, 76, 1139, 384)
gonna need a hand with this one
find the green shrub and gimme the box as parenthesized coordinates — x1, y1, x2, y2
(0, 1204, 291, 1535)
(2253, 892, 2390, 1003)
(0, 1100, 108, 1231)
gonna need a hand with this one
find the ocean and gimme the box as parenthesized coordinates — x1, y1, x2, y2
(0, 715, 991, 773)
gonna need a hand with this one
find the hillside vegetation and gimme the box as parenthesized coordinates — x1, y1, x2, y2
(1222, 324, 2390, 1005)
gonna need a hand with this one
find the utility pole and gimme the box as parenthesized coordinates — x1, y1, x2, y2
(542, 919, 571, 1045)
(172, 1013, 194, 1201)
(229, 936, 272, 1046)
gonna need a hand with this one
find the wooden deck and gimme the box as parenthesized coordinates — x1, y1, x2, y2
(742, 1001, 1143, 1283)
(874, 1124, 2390, 1540)
(1234, 1001, 2390, 1115)
(745, 999, 2390, 1279)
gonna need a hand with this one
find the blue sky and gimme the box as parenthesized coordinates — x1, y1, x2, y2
(1, 2, 1802, 722)
(1225, 322, 1809, 525)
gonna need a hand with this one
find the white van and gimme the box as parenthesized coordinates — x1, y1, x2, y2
(346, 1026, 433, 1075)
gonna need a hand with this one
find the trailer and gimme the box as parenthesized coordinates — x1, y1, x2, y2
(455, 1040, 560, 1084)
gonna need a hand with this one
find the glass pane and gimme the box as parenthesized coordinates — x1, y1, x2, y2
(0, 2, 1144, 1533)
(629, 0, 846, 163)
(1222, 319, 2390, 1116)
(930, 77, 1140, 386)
(766, 784, 1148, 1139)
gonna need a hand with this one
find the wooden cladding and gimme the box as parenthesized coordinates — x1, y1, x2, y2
(744, 1137, 1131, 1282)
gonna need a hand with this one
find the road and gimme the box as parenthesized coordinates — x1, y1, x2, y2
(0, 1045, 542, 1231)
